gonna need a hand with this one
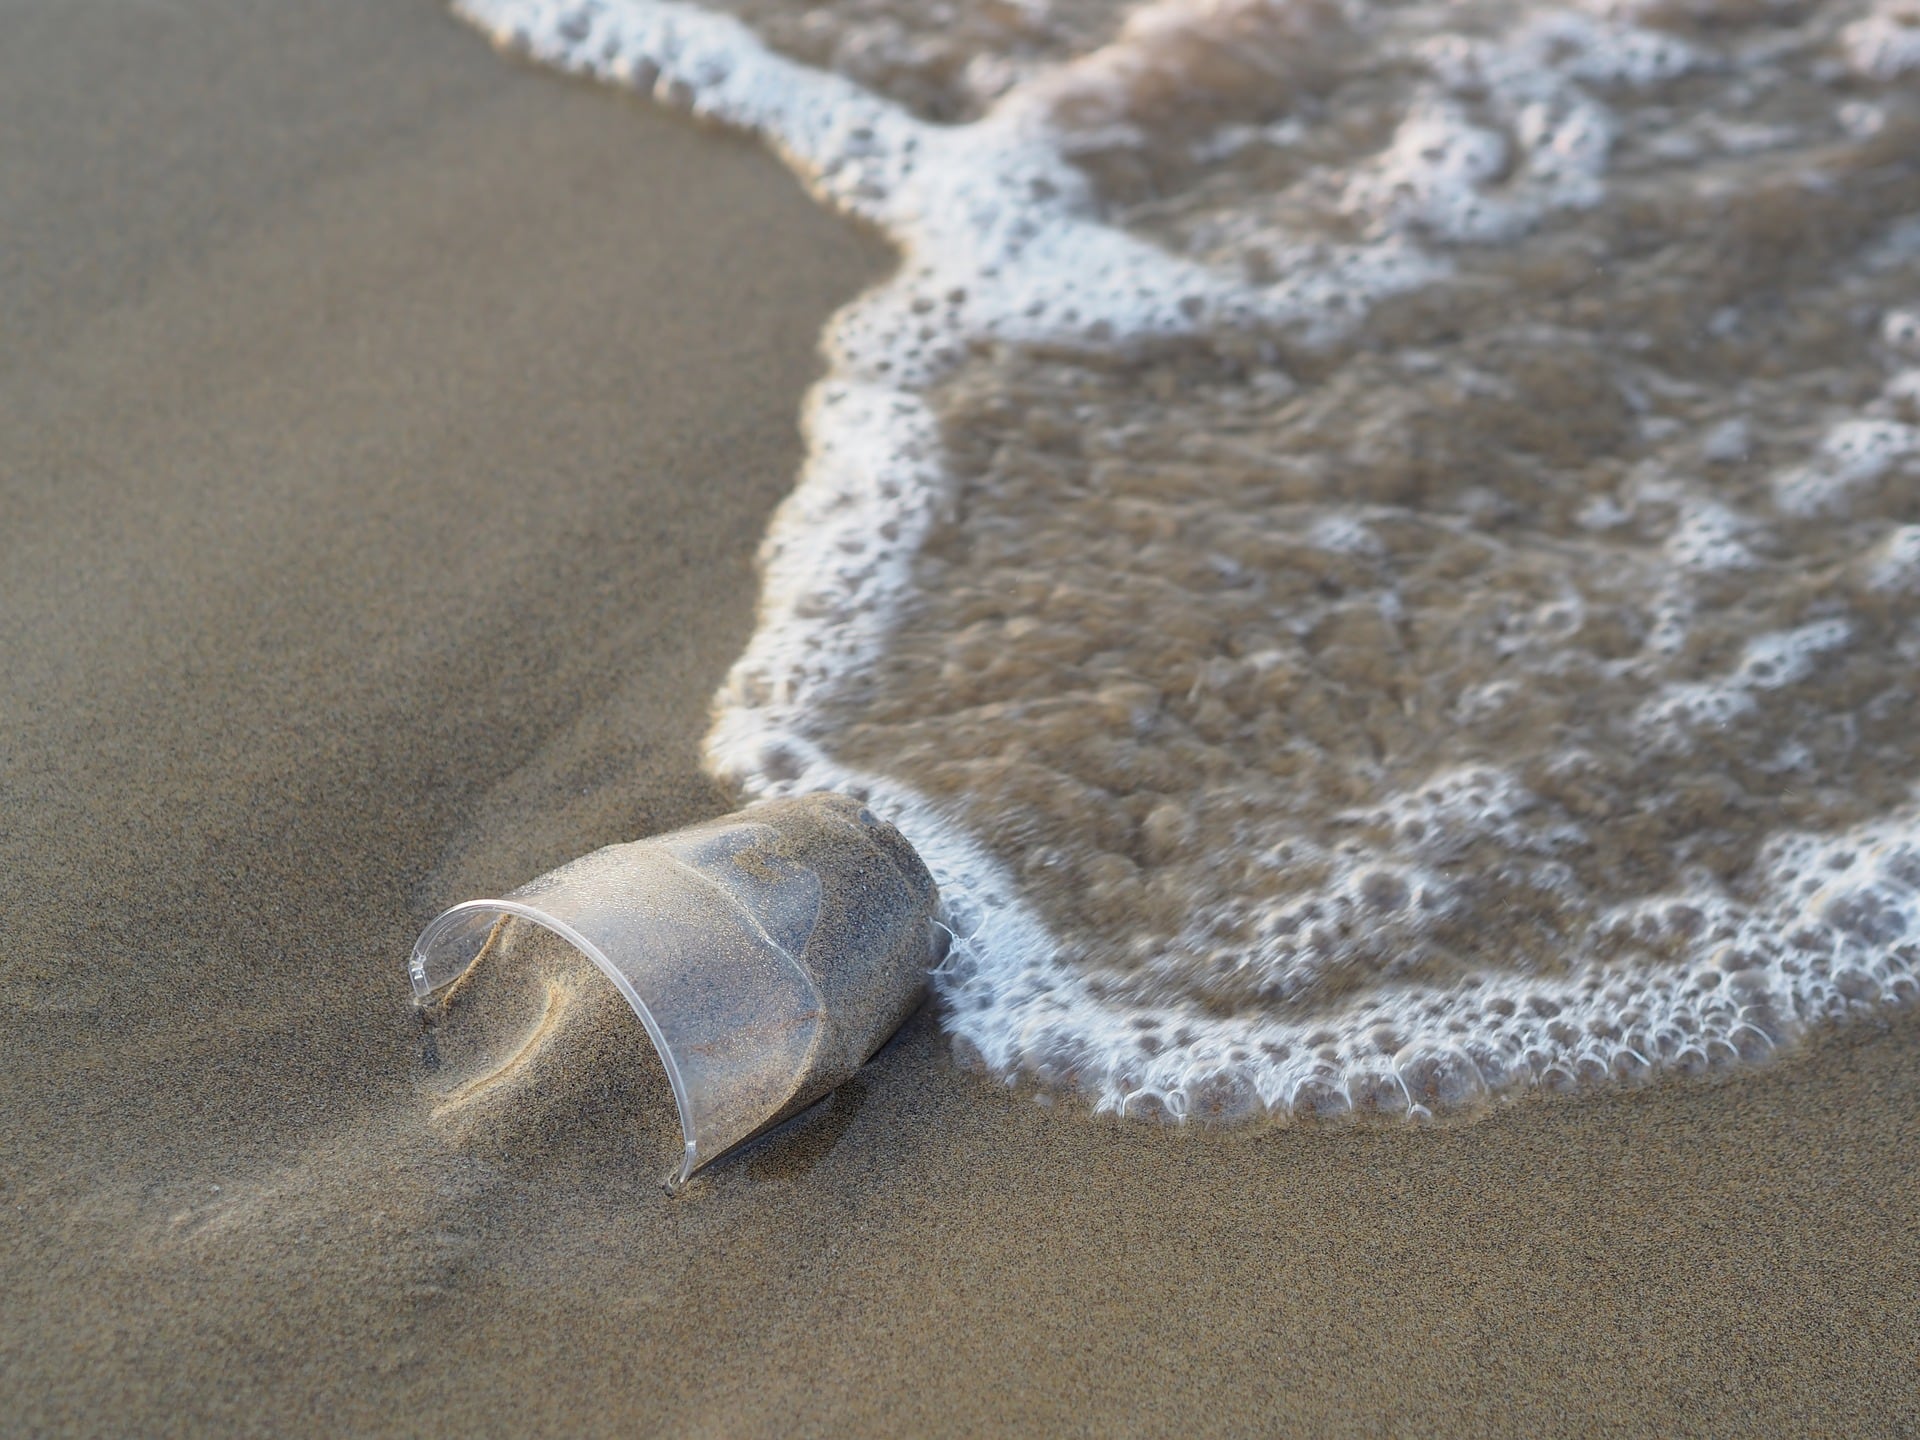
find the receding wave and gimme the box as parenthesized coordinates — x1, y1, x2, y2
(453, 0, 1920, 1122)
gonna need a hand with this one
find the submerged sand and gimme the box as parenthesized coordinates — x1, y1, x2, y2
(2, 1, 1917, 1434)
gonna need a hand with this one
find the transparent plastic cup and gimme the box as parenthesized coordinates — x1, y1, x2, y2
(409, 793, 938, 1186)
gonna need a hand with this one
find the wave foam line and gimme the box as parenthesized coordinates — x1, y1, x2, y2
(451, 0, 1920, 1124)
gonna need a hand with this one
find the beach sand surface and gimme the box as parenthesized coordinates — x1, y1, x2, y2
(3, 2, 1917, 1435)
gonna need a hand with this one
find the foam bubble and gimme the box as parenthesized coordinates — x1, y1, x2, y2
(1842, 0, 1920, 80)
(1773, 419, 1920, 517)
(1665, 501, 1758, 574)
(1884, 308, 1920, 356)
(1635, 621, 1855, 751)
(1886, 370, 1920, 417)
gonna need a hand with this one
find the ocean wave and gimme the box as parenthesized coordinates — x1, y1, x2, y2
(454, 0, 1920, 1122)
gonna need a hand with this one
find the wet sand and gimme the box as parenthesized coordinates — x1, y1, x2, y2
(2, 2, 1917, 1435)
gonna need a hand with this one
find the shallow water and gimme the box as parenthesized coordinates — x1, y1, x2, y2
(454, 0, 1920, 1123)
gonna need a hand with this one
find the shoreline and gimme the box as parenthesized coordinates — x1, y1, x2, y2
(2, 2, 1917, 1435)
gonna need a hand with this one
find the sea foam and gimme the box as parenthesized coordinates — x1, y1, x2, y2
(453, 0, 1920, 1123)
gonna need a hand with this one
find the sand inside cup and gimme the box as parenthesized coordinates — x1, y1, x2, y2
(422, 920, 688, 1176)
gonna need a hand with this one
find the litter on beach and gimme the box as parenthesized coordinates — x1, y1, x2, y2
(409, 793, 940, 1187)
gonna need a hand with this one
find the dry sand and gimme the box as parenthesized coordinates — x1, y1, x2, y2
(2, 1, 1917, 1435)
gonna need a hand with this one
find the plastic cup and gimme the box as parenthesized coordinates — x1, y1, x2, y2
(409, 793, 938, 1186)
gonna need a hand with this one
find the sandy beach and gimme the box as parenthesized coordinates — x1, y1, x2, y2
(4, 1, 1918, 1434)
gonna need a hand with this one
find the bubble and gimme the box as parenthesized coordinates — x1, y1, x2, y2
(1573, 1053, 1611, 1087)
(1123, 1089, 1172, 1121)
(1025, 1033, 1092, 1092)
(1833, 969, 1881, 1005)
(1610, 1048, 1652, 1085)
(1539, 1063, 1579, 1093)
(1287, 1074, 1353, 1123)
(1669, 1045, 1710, 1077)
(1729, 1025, 1776, 1063)
(1348, 1068, 1411, 1118)
(1188, 1069, 1262, 1124)
(1393, 1044, 1490, 1112)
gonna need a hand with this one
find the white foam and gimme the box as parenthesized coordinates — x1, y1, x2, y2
(1773, 418, 1920, 517)
(1343, 95, 1525, 243)
(1635, 619, 1854, 751)
(1884, 370, 1920, 418)
(454, 0, 1920, 1125)
(1343, 11, 1696, 243)
(1883, 308, 1920, 356)
(1700, 417, 1751, 465)
(1346, 765, 1586, 861)
(946, 796, 1920, 1123)
(1665, 500, 1758, 573)
(1842, 0, 1920, 80)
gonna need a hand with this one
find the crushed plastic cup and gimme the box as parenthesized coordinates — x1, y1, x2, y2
(409, 793, 939, 1186)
